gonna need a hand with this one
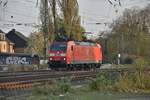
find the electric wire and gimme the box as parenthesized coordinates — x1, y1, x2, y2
(0, 0, 38, 28)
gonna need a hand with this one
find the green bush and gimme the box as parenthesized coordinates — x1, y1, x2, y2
(133, 58, 150, 90)
(89, 72, 115, 91)
(32, 82, 58, 96)
(113, 73, 134, 92)
(88, 58, 150, 93)
(134, 58, 148, 71)
(57, 77, 71, 93)
(113, 58, 150, 93)
(124, 57, 133, 64)
(30, 77, 71, 97)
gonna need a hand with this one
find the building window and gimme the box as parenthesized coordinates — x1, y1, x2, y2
(0, 34, 5, 40)
(4, 44, 5, 50)
(3, 34, 5, 40)
(0, 44, 1, 52)
(0, 34, 2, 40)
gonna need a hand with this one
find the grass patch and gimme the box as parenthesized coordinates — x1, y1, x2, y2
(28, 92, 121, 100)
(88, 72, 117, 91)
(89, 58, 150, 93)
(31, 77, 72, 96)
(28, 58, 150, 100)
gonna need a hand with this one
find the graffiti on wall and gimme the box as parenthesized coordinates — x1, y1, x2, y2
(0, 56, 32, 65)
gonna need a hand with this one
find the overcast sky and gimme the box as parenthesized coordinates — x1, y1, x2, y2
(78, 0, 150, 35)
(0, 0, 150, 37)
(0, 0, 39, 36)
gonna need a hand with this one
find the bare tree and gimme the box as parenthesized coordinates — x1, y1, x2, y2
(106, 5, 150, 63)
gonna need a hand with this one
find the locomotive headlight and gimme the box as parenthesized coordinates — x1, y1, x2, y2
(60, 53, 66, 56)
(49, 58, 52, 60)
(49, 53, 55, 56)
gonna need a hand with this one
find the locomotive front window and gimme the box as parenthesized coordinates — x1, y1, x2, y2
(50, 43, 67, 52)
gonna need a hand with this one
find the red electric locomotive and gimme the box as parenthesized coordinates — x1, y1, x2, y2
(48, 41, 102, 70)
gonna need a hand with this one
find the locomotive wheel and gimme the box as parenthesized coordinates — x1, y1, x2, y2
(76, 64, 81, 71)
(85, 64, 89, 71)
(96, 64, 101, 69)
(89, 64, 92, 70)
(93, 64, 97, 71)
(66, 65, 70, 71)
(67, 64, 73, 71)
(81, 65, 85, 71)
(73, 67, 77, 71)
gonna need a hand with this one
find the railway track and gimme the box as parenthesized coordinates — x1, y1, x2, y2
(0, 67, 149, 98)
(0, 70, 98, 97)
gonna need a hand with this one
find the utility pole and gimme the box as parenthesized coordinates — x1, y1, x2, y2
(43, 0, 48, 63)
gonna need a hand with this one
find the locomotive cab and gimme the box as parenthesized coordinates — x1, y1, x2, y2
(48, 42, 68, 69)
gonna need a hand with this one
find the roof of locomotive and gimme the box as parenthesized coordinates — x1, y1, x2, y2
(52, 40, 98, 46)
(74, 41, 96, 46)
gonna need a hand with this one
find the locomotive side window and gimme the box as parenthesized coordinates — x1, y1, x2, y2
(71, 45, 73, 51)
(50, 43, 67, 52)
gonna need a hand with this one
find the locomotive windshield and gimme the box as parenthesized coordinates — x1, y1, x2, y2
(50, 43, 67, 52)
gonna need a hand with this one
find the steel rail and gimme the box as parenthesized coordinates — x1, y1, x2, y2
(0, 67, 149, 97)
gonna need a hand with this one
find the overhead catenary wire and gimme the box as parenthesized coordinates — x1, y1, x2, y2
(0, 0, 39, 28)
(80, 0, 122, 31)
(5, 10, 39, 19)
(1, 0, 150, 33)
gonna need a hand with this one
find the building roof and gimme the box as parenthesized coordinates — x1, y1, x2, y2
(0, 29, 14, 44)
(6, 29, 28, 48)
(0, 29, 4, 33)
